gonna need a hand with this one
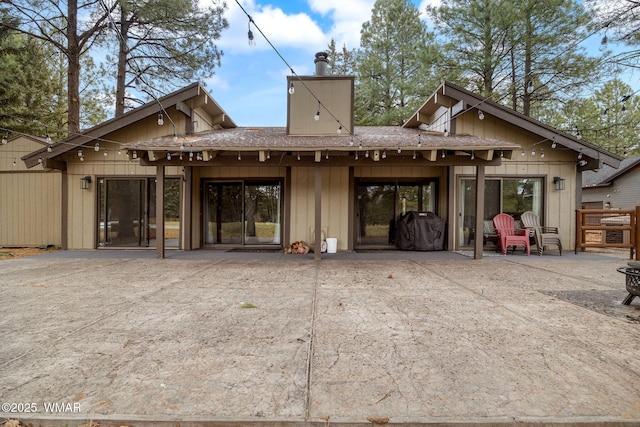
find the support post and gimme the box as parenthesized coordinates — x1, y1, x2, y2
(474, 165, 485, 259)
(156, 165, 165, 259)
(182, 166, 192, 250)
(315, 165, 322, 260)
(636, 206, 639, 261)
(61, 170, 68, 250)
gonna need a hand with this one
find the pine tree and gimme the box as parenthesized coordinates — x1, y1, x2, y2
(355, 0, 440, 125)
(101, 0, 228, 116)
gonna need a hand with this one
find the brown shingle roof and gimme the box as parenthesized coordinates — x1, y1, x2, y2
(132, 126, 520, 151)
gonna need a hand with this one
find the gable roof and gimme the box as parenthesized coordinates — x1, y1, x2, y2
(404, 82, 622, 170)
(582, 156, 640, 188)
(23, 83, 236, 168)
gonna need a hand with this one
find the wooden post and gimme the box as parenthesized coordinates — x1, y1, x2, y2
(636, 206, 639, 261)
(156, 165, 165, 259)
(474, 165, 485, 259)
(182, 166, 192, 251)
(314, 165, 322, 261)
(575, 209, 582, 255)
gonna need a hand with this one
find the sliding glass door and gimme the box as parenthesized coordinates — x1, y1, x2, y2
(458, 177, 543, 248)
(97, 177, 181, 248)
(356, 181, 438, 247)
(204, 180, 282, 246)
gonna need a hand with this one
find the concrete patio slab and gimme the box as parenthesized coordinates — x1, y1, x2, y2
(1, 250, 639, 426)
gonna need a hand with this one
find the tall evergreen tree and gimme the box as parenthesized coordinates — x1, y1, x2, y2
(355, 0, 440, 125)
(426, 0, 515, 97)
(326, 39, 357, 76)
(427, 0, 602, 119)
(543, 79, 640, 157)
(0, 24, 58, 138)
(100, 0, 228, 116)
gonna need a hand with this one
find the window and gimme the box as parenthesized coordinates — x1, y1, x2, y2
(459, 177, 543, 248)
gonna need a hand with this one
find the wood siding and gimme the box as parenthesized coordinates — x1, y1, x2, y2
(0, 137, 62, 247)
(582, 164, 640, 211)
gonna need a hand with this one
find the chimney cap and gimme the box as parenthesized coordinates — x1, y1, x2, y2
(314, 52, 328, 62)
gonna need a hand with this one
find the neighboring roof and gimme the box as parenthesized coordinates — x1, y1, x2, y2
(582, 156, 640, 188)
(405, 82, 623, 169)
(133, 126, 520, 152)
(23, 83, 235, 168)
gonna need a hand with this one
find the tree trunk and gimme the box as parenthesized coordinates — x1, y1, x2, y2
(522, 9, 532, 117)
(67, 0, 80, 134)
(115, 6, 129, 117)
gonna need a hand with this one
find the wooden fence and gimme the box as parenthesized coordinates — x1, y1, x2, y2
(575, 206, 639, 260)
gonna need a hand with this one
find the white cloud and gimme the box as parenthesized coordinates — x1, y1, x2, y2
(218, 0, 326, 53)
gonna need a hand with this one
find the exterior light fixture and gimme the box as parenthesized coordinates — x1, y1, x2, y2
(1, 133, 7, 144)
(478, 110, 485, 120)
(288, 81, 295, 95)
(551, 137, 557, 149)
(337, 124, 343, 134)
(81, 176, 92, 190)
(94, 142, 100, 151)
(157, 113, 164, 126)
(553, 176, 565, 191)
(526, 80, 534, 94)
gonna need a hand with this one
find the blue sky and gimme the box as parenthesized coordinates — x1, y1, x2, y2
(205, 0, 637, 127)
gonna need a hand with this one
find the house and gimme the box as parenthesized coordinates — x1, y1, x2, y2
(582, 156, 640, 210)
(0, 134, 61, 247)
(17, 53, 622, 258)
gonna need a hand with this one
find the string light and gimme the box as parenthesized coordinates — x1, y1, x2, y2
(314, 102, 320, 121)
(382, 150, 386, 159)
(365, 150, 369, 158)
(551, 137, 557, 149)
(355, 151, 359, 160)
(325, 150, 329, 160)
(441, 149, 446, 158)
(337, 124, 342, 134)
(1, 133, 7, 144)
(540, 149, 544, 158)
(104, 149, 108, 157)
(478, 110, 485, 120)
(132, 150, 138, 159)
(413, 151, 417, 160)
(288, 81, 295, 95)
(247, 20, 256, 47)
(397, 147, 401, 154)
(47, 145, 52, 152)
(94, 142, 100, 151)
(470, 151, 475, 160)
(157, 113, 164, 126)
(167, 152, 172, 160)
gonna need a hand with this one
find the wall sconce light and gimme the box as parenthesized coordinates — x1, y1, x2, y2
(81, 176, 92, 190)
(553, 176, 565, 191)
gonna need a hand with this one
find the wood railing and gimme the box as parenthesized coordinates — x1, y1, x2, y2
(575, 206, 639, 260)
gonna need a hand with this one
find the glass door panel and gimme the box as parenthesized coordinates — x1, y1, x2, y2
(357, 184, 396, 246)
(244, 183, 281, 245)
(205, 182, 243, 244)
(104, 179, 145, 247)
(148, 178, 181, 248)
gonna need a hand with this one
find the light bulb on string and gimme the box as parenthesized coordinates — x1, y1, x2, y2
(132, 150, 138, 159)
(314, 102, 320, 121)
(397, 147, 401, 154)
(365, 150, 369, 158)
(167, 152, 172, 160)
(551, 137, 557, 149)
(441, 150, 446, 158)
(355, 151, 359, 160)
(540, 149, 544, 158)
(94, 142, 100, 152)
(13, 159, 16, 167)
(173, 132, 178, 143)
(157, 113, 164, 126)
(1, 133, 7, 145)
(413, 151, 417, 160)
(531, 148, 536, 156)
(78, 149, 83, 157)
(288, 81, 295, 95)
(337, 124, 342, 134)
(382, 150, 386, 159)
(247, 21, 256, 47)
(526, 80, 534, 94)
(104, 149, 108, 157)
(470, 151, 475, 160)
(47, 145, 52, 153)
(478, 110, 484, 120)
